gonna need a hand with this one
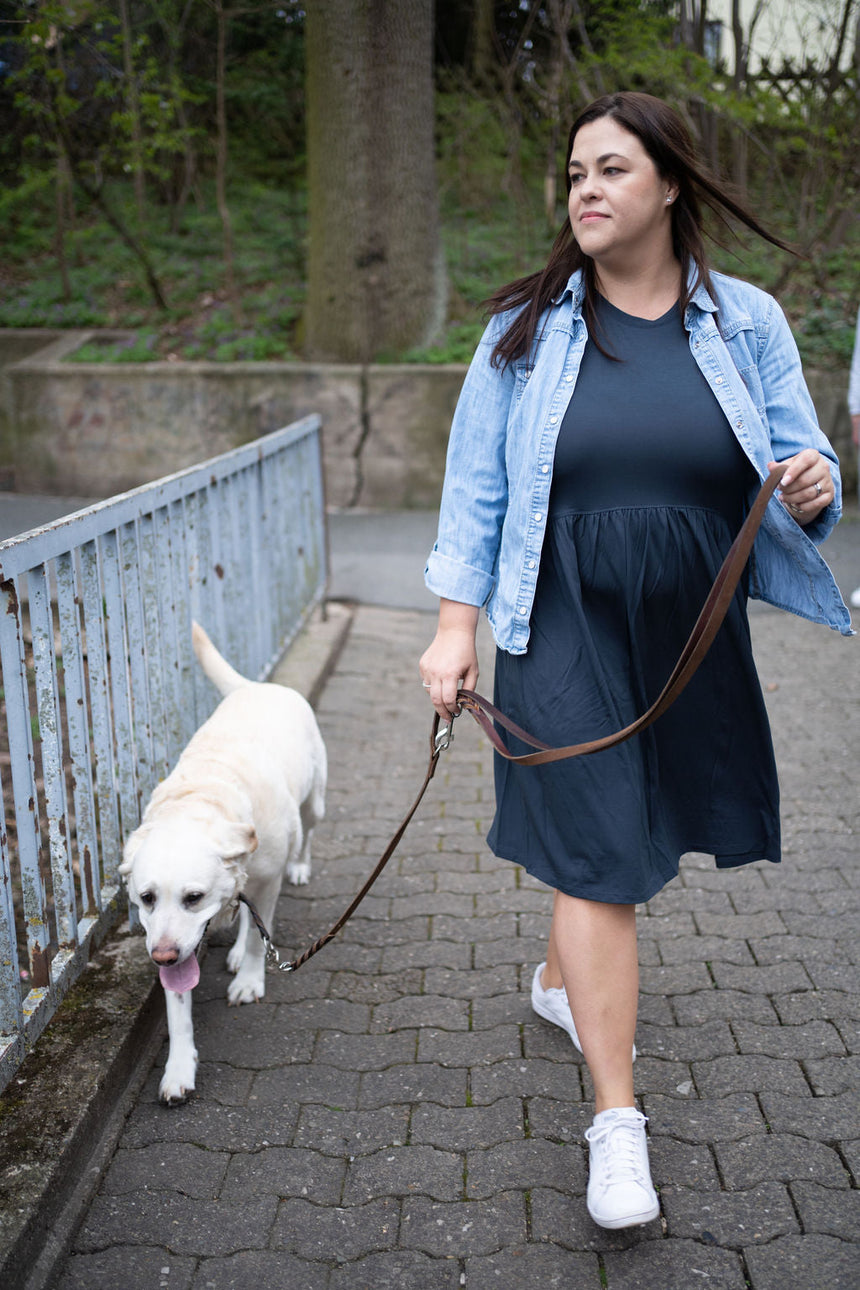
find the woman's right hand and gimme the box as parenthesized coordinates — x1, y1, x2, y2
(419, 600, 480, 720)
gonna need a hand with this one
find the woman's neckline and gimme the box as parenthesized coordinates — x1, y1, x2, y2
(597, 293, 680, 326)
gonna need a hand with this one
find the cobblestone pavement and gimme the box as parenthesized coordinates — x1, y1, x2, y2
(54, 601, 858, 1290)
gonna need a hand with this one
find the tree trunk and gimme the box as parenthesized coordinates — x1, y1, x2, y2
(118, 0, 146, 220)
(304, 0, 444, 362)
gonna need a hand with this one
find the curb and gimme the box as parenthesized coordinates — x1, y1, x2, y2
(0, 599, 356, 1290)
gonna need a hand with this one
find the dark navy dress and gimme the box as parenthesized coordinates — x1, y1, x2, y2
(487, 297, 780, 904)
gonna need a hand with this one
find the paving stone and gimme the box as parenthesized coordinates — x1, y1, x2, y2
(471, 1057, 581, 1106)
(272, 1195, 400, 1259)
(250, 1063, 361, 1108)
(635, 1021, 735, 1062)
(748, 934, 846, 965)
(411, 1097, 525, 1150)
(743, 1233, 858, 1290)
(343, 1145, 463, 1203)
(327, 968, 424, 1006)
(524, 1020, 585, 1063)
(803, 1053, 860, 1095)
(416, 1025, 522, 1066)
(660, 1180, 798, 1247)
(803, 961, 860, 992)
(341, 916, 436, 951)
(57, 1247, 197, 1290)
(380, 941, 472, 971)
(603, 1237, 747, 1288)
(638, 963, 713, 995)
(189, 1000, 328, 1065)
(526, 1099, 594, 1146)
(781, 910, 858, 938)
(636, 911, 697, 938)
(671, 989, 779, 1026)
(715, 1134, 850, 1189)
(120, 1099, 301, 1152)
(645, 1093, 767, 1143)
(731, 1019, 846, 1059)
(313, 1031, 417, 1071)
(359, 1064, 466, 1110)
(371, 993, 470, 1032)
(647, 888, 733, 914)
(464, 1242, 600, 1287)
(709, 961, 815, 994)
(648, 1136, 720, 1190)
(636, 992, 675, 1026)
(692, 1055, 810, 1097)
(293, 1104, 411, 1156)
(693, 911, 787, 939)
(328, 1250, 461, 1289)
(192, 1251, 331, 1289)
(466, 1138, 585, 1197)
(613, 1057, 695, 1098)
(772, 989, 860, 1024)
(220, 1147, 345, 1203)
(758, 1090, 860, 1141)
(789, 1180, 860, 1239)
(74, 1193, 279, 1258)
(422, 964, 518, 999)
(529, 1185, 661, 1253)
(100, 1143, 230, 1200)
(399, 1191, 526, 1257)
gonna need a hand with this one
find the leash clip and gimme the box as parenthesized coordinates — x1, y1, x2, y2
(434, 719, 454, 755)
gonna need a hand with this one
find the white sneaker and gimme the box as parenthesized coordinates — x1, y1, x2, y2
(530, 962, 636, 1060)
(585, 1107, 660, 1229)
(849, 586, 860, 609)
(531, 962, 583, 1051)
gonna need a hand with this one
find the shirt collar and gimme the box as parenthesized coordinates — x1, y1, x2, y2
(552, 266, 718, 315)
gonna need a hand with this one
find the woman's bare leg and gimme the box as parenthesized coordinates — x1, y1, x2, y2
(544, 890, 638, 1112)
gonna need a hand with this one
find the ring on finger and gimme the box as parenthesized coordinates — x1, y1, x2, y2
(814, 480, 823, 496)
(422, 680, 431, 689)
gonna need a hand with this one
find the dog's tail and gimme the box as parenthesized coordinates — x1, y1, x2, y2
(192, 621, 250, 696)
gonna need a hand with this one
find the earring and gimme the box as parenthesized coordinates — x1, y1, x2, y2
(666, 196, 673, 204)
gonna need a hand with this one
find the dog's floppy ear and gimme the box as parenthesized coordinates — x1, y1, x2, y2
(222, 822, 258, 862)
(119, 823, 150, 878)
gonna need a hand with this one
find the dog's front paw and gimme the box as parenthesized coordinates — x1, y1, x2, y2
(227, 969, 265, 1005)
(159, 1054, 197, 1107)
(287, 860, 311, 885)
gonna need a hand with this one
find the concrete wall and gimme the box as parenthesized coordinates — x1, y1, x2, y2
(0, 328, 855, 507)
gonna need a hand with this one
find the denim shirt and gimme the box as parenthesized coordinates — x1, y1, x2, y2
(425, 269, 853, 652)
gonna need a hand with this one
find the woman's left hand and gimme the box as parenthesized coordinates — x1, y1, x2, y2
(768, 449, 834, 526)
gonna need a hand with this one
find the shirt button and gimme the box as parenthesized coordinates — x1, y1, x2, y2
(528, 560, 536, 569)
(549, 415, 559, 425)
(519, 606, 527, 615)
(715, 375, 724, 384)
(534, 512, 542, 522)
(541, 465, 549, 474)
(565, 374, 574, 382)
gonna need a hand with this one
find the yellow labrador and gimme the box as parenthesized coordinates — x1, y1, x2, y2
(121, 622, 326, 1105)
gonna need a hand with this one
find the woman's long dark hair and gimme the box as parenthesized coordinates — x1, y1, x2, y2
(487, 92, 792, 369)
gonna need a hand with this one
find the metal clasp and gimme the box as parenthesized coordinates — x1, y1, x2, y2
(434, 720, 454, 755)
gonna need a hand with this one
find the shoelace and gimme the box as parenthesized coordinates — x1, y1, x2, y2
(585, 1115, 649, 1188)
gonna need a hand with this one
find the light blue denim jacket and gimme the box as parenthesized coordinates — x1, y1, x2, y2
(425, 269, 853, 651)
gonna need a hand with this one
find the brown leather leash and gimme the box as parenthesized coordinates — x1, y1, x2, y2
(250, 465, 783, 974)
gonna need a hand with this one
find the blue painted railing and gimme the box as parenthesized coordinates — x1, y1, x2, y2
(0, 416, 327, 1089)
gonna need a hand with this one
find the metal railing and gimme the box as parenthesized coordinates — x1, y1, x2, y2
(0, 416, 326, 1089)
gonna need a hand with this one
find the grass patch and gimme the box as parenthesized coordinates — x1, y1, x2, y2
(0, 171, 857, 370)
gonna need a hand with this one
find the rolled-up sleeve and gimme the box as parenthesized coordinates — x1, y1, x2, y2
(424, 316, 516, 605)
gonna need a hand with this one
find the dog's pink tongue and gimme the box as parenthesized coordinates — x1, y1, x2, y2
(159, 953, 200, 994)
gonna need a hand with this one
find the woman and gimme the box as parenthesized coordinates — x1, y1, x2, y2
(420, 92, 851, 1232)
